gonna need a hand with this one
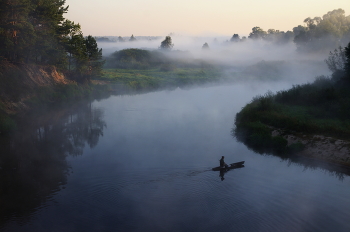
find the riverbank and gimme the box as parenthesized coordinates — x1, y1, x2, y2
(0, 62, 110, 135)
(272, 129, 350, 166)
(234, 76, 350, 166)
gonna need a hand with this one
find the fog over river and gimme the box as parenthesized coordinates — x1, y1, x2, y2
(1, 80, 350, 232)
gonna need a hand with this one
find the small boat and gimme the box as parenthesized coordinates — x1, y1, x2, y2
(212, 161, 245, 171)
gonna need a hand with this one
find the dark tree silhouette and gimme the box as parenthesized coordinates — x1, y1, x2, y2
(202, 42, 210, 50)
(160, 36, 174, 50)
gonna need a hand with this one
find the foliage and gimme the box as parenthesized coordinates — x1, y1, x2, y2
(248, 27, 267, 40)
(85, 35, 104, 78)
(230, 34, 240, 42)
(345, 42, 350, 77)
(106, 49, 167, 69)
(247, 26, 294, 44)
(235, 75, 350, 141)
(235, 43, 350, 153)
(323, 42, 350, 83)
(0, 0, 104, 81)
(160, 36, 174, 50)
(293, 9, 350, 52)
(325, 46, 346, 73)
(242, 9, 349, 51)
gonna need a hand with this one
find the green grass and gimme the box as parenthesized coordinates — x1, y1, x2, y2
(99, 68, 223, 90)
(235, 76, 350, 144)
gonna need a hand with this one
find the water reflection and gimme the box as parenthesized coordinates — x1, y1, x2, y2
(232, 126, 350, 181)
(0, 101, 106, 227)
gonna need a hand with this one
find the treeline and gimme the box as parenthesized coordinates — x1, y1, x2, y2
(0, 0, 104, 81)
(229, 9, 350, 52)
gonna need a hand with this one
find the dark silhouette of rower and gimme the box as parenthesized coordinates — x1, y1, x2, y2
(220, 156, 228, 169)
(219, 156, 229, 181)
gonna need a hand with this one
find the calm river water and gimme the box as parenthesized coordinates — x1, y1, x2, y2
(1, 81, 350, 232)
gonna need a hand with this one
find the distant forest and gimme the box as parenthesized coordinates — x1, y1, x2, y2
(0, 0, 104, 80)
(228, 9, 350, 52)
(104, 9, 350, 54)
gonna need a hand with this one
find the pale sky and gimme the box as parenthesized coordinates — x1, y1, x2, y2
(65, 0, 350, 37)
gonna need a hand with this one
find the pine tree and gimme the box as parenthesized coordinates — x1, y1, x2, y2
(0, 0, 34, 62)
(85, 35, 104, 78)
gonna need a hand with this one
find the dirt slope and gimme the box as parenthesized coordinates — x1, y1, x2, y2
(0, 61, 71, 114)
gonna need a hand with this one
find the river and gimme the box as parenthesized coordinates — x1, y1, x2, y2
(1, 81, 350, 232)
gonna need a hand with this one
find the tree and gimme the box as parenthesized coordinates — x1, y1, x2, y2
(0, 0, 34, 62)
(248, 27, 267, 40)
(0, 0, 103, 81)
(265, 29, 294, 44)
(129, 34, 136, 42)
(230, 34, 240, 42)
(325, 46, 346, 73)
(85, 35, 104, 78)
(117, 36, 124, 42)
(345, 42, 350, 78)
(160, 36, 174, 50)
(202, 42, 209, 50)
(29, 0, 69, 65)
(293, 9, 350, 52)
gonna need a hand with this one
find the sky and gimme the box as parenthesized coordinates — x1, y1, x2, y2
(65, 0, 350, 37)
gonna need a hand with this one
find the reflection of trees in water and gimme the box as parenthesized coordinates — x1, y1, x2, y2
(0, 102, 106, 227)
(232, 126, 350, 181)
(35, 103, 106, 156)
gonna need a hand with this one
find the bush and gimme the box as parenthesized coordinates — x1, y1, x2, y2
(107, 49, 168, 69)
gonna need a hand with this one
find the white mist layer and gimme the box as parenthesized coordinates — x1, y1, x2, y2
(98, 35, 331, 84)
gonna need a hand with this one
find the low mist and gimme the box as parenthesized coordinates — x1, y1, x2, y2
(98, 35, 330, 85)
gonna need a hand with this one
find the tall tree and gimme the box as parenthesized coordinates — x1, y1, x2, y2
(160, 36, 174, 50)
(85, 35, 104, 78)
(248, 27, 267, 40)
(345, 42, 350, 78)
(293, 9, 350, 52)
(29, 0, 69, 65)
(0, 0, 34, 62)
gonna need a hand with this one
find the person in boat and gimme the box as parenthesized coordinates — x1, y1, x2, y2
(220, 156, 228, 169)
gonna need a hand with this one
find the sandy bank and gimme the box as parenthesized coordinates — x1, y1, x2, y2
(272, 130, 350, 166)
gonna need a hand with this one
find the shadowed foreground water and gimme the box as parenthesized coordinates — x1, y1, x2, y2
(1, 83, 350, 232)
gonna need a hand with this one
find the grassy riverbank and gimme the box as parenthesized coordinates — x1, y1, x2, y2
(99, 67, 223, 90)
(234, 76, 350, 162)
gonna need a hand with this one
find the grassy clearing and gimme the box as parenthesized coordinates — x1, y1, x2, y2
(99, 68, 223, 90)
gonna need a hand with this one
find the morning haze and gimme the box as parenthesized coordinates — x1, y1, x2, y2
(66, 0, 350, 36)
(1, 0, 350, 231)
